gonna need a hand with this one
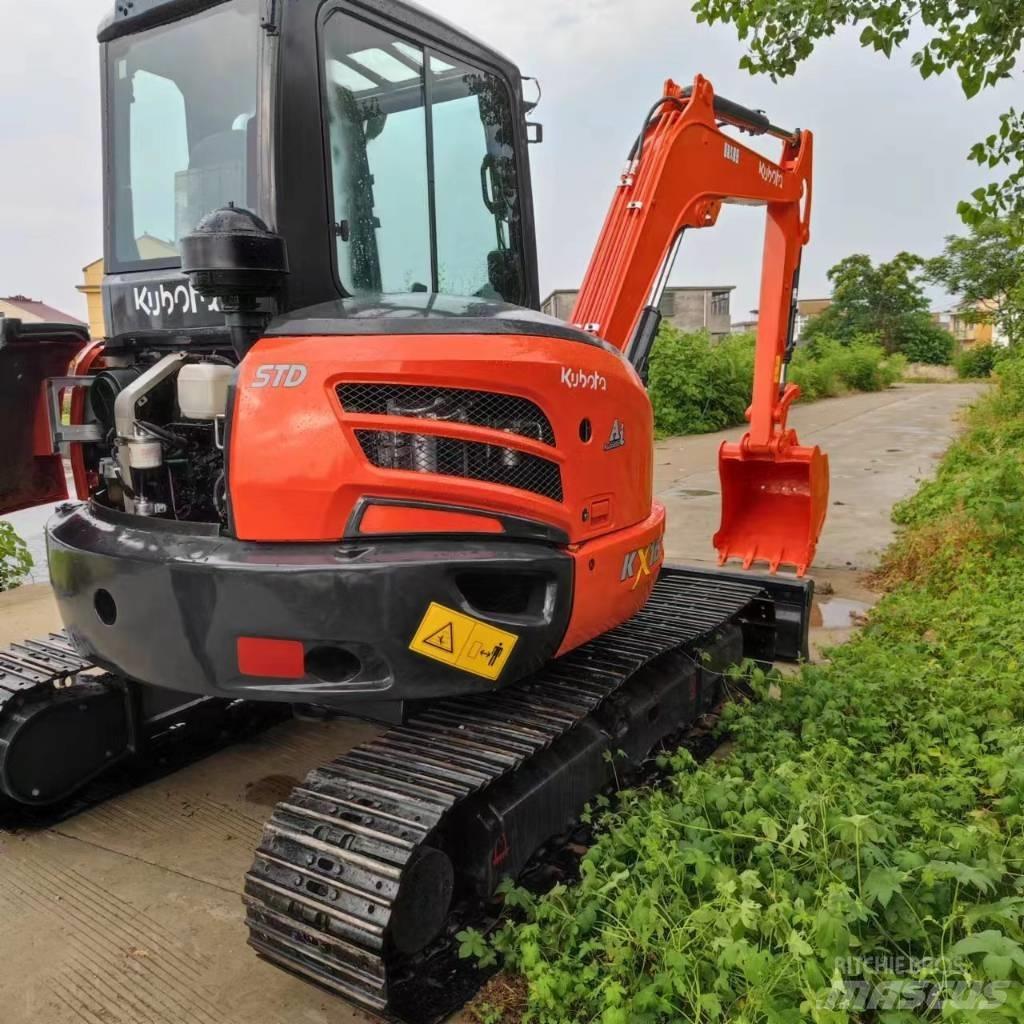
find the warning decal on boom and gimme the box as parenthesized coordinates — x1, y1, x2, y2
(409, 603, 518, 680)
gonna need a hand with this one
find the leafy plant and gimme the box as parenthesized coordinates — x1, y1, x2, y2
(690, 0, 1024, 225)
(471, 349, 1024, 1023)
(0, 521, 32, 591)
(649, 328, 901, 436)
(956, 344, 1002, 379)
(898, 313, 955, 365)
(800, 253, 939, 357)
(647, 328, 755, 436)
(926, 218, 1024, 349)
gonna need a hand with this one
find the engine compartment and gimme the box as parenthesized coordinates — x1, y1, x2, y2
(85, 349, 237, 524)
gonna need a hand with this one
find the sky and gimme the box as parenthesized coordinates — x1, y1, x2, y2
(0, 0, 1014, 323)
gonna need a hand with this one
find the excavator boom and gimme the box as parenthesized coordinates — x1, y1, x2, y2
(573, 75, 829, 574)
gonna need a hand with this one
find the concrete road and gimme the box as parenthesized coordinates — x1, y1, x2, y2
(656, 382, 984, 570)
(0, 381, 983, 1024)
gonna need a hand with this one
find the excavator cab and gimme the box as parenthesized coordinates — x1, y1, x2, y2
(0, 0, 540, 518)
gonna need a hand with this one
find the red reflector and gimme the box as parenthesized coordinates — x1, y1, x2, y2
(237, 637, 305, 679)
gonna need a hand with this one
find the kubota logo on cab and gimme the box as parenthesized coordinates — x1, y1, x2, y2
(251, 364, 308, 388)
(621, 537, 664, 590)
(561, 367, 608, 391)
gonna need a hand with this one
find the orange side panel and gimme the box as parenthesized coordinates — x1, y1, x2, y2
(359, 505, 504, 536)
(558, 502, 666, 656)
(229, 332, 654, 546)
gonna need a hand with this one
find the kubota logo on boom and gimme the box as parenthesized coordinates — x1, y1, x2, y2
(561, 367, 608, 391)
(621, 537, 664, 590)
(759, 160, 784, 188)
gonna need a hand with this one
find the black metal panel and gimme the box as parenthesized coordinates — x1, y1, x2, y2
(98, 0, 232, 41)
(354, 430, 564, 502)
(339, 384, 556, 446)
(679, 564, 814, 662)
(266, 294, 613, 349)
(45, 501, 574, 706)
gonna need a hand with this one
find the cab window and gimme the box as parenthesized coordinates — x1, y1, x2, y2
(321, 11, 525, 303)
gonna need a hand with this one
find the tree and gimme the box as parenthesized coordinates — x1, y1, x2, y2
(925, 218, 1024, 347)
(802, 252, 946, 358)
(0, 522, 32, 592)
(691, 0, 1024, 224)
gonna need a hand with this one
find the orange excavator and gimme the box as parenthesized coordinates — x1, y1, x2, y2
(0, 1, 827, 1018)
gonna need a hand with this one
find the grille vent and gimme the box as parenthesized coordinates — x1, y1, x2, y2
(337, 384, 555, 447)
(354, 430, 564, 502)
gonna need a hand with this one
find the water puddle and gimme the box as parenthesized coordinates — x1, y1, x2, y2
(811, 597, 873, 630)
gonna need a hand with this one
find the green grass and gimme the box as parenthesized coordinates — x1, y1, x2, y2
(469, 357, 1024, 1023)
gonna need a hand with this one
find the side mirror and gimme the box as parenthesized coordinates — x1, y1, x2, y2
(180, 205, 289, 359)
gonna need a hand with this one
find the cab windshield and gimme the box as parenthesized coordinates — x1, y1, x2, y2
(106, 0, 262, 268)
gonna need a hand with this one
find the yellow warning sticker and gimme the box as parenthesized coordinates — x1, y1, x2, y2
(409, 603, 519, 681)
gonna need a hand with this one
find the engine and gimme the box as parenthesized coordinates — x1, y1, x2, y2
(88, 352, 236, 523)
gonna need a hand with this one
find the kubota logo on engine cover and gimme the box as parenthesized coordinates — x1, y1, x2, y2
(251, 364, 308, 389)
(621, 538, 664, 590)
(561, 367, 607, 391)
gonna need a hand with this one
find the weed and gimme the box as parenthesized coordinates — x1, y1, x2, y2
(471, 353, 1024, 1023)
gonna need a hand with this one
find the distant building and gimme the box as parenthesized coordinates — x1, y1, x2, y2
(946, 300, 1009, 349)
(794, 298, 831, 342)
(730, 298, 831, 344)
(0, 294, 85, 326)
(78, 236, 177, 341)
(542, 285, 735, 341)
(78, 258, 107, 339)
(731, 311, 759, 335)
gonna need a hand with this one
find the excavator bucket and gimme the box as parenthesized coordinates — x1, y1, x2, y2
(714, 441, 829, 576)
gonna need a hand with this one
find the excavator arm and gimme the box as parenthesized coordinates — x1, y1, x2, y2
(573, 74, 828, 575)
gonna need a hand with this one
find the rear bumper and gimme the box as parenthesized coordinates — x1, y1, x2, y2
(46, 503, 573, 709)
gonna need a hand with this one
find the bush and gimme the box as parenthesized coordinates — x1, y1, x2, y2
(648, 328, 754, 436)
(0, 521, 32, 591)
(471, 349, 1024, 1024)
(791, 338, 903, 399)
(650, 329, 901, 437)
(896, 313, 955, 364)
(955, 343, 1001, 379)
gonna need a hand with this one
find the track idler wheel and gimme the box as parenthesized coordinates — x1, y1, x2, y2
(0, 682, 132, 806)
(389, 847, 455, 956)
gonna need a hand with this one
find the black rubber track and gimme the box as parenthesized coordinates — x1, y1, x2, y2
(244, 568, 765, 1019)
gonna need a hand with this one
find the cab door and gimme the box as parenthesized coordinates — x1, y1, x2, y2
(0, 319, 91, 515)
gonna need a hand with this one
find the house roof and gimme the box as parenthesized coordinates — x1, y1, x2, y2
(0, 295, 86, 326)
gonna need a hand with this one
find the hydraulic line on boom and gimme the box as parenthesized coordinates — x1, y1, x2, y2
(572, 74, 829, 575)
